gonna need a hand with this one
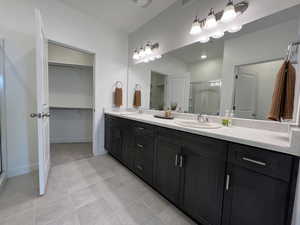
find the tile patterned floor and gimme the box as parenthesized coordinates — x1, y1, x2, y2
(50, 143, 93, 166)
(0, 154, 197, 225)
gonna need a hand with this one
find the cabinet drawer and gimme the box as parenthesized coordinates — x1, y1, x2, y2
(133, 122, 155, 136)
(133, 136, 154, 183)
(228, 143, 293, 182)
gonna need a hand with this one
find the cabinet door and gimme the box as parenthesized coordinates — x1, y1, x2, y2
(180, 139, 227, 225)
(110, 121, 123, 161)
(122, 122, 134, 169)
(222, 164, 290, 225)
(104, 115, 111, 151)
(155, 136, 181, 205)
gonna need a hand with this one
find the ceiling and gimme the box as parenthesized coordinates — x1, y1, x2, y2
(167, 40, 225, 64)
(59, 0, 177, 33)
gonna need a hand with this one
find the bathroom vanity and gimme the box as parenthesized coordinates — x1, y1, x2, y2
(104, 112, 299, 225)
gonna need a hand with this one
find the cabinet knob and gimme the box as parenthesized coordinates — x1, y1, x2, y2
(137, 144, 144, 149)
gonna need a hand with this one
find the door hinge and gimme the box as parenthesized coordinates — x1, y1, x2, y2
(235, 74, 238, 79)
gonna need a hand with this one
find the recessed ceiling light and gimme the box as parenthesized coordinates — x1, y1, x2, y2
(201, 54, 207, 59)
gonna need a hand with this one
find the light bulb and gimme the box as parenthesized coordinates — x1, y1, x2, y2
(221, 0, 237, 23)
(156, 55, 162, 59)
(190, 17, 202, 35)
(199, 36, 210, 43)
(143, 58, 149, 63)
(201, 54, 207, 59)
(212, 30, 224, 39)
(145, 43, 152, 55)
(228, 24, 242, 33)
(139, 47, 145, 58)
(205, 9, 218, 29)
(133, 50, 140, 60)
(149, 56, 155, 61)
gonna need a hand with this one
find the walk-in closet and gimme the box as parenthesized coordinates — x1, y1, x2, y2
(48, 43, 94, 166)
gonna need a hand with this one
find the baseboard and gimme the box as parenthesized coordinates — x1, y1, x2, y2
(7, 163, 38, 178)
(50, 137, 92, 144)
(93, 146, 107, 156)
(0, 173, 7, 191)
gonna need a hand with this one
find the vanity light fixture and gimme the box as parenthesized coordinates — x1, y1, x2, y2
(133, 42, 161, 63)
(133, 49, 140, 60)
(189, 1, 248, 41)
(190, 17, 202, 35)
(221, 0, 237, 23)
(139, 47, 145, 58)
(145, 42, 153, 55)
(205, 9, 218, 29)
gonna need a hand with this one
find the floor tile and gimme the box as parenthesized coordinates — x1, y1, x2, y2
(0, 148, 198, 225)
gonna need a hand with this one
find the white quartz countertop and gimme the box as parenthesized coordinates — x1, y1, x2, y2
(105, 111, 298, 156)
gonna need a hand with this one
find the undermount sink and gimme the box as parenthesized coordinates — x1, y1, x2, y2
(175, 120, 222, 129)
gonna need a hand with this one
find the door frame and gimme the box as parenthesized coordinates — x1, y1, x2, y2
(0, 39, 7, 191)
(47, 39, 97, 156)
(232, 58, 284, 117)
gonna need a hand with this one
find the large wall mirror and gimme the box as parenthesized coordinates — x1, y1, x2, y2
(128, 5, 300, 122)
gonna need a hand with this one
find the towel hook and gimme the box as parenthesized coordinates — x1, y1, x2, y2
(135, 84, 141, 91)
(115, 81, 123, 88)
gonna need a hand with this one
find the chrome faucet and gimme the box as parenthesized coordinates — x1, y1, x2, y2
(197, 114, 209, 123)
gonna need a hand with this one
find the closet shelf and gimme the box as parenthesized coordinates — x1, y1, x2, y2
(48, 61, 93, 69)
(50, 105, 93, 110)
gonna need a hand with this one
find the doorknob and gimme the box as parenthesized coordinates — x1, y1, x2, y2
(42, 112, 50, 118)
(30, 113, 42, 118)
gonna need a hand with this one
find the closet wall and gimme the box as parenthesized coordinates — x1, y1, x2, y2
(48, 43, 94, 144)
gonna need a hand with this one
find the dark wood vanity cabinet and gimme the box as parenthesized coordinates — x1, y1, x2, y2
(155, 128, 227, 225)
(222, 144, 298, 225)
(155, 135, 181, 204)
(104, 115, 155, 184)
(132, 123, 155, 184)
(104, 114, 298, 225)
(179, 137, 227, 225)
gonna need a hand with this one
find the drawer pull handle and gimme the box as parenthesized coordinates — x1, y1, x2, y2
(226, 174, 230, 191)
(137, 144, 144, 149)
(136, 165, 143, 171)
(242, 157, 267, 166)
(137, 127, 145, 130)
(175, 154, 178, 167)
(179, 155, 184, 168)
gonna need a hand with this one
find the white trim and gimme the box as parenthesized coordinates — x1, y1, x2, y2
(0, 173, 7, 191)
(0, 39, 7, 186)
(7, 163, 38, 178)
(50, 138, 92, 144)
(47, 39, 97, 157)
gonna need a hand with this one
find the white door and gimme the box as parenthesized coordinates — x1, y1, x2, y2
(166, 75, 190, 111)
(32, 9, 50, 196)
(234, 72, 257, 119)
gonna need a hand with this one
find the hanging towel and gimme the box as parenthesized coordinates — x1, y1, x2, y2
(114, 88, 123, 107)
(268, 60, 296, 121)
(133, 90, 141, 107)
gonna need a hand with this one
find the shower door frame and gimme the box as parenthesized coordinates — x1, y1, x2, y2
(0, 39, 7, 191)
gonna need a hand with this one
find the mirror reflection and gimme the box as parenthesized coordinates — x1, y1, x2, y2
(128, 6, 300, 121)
